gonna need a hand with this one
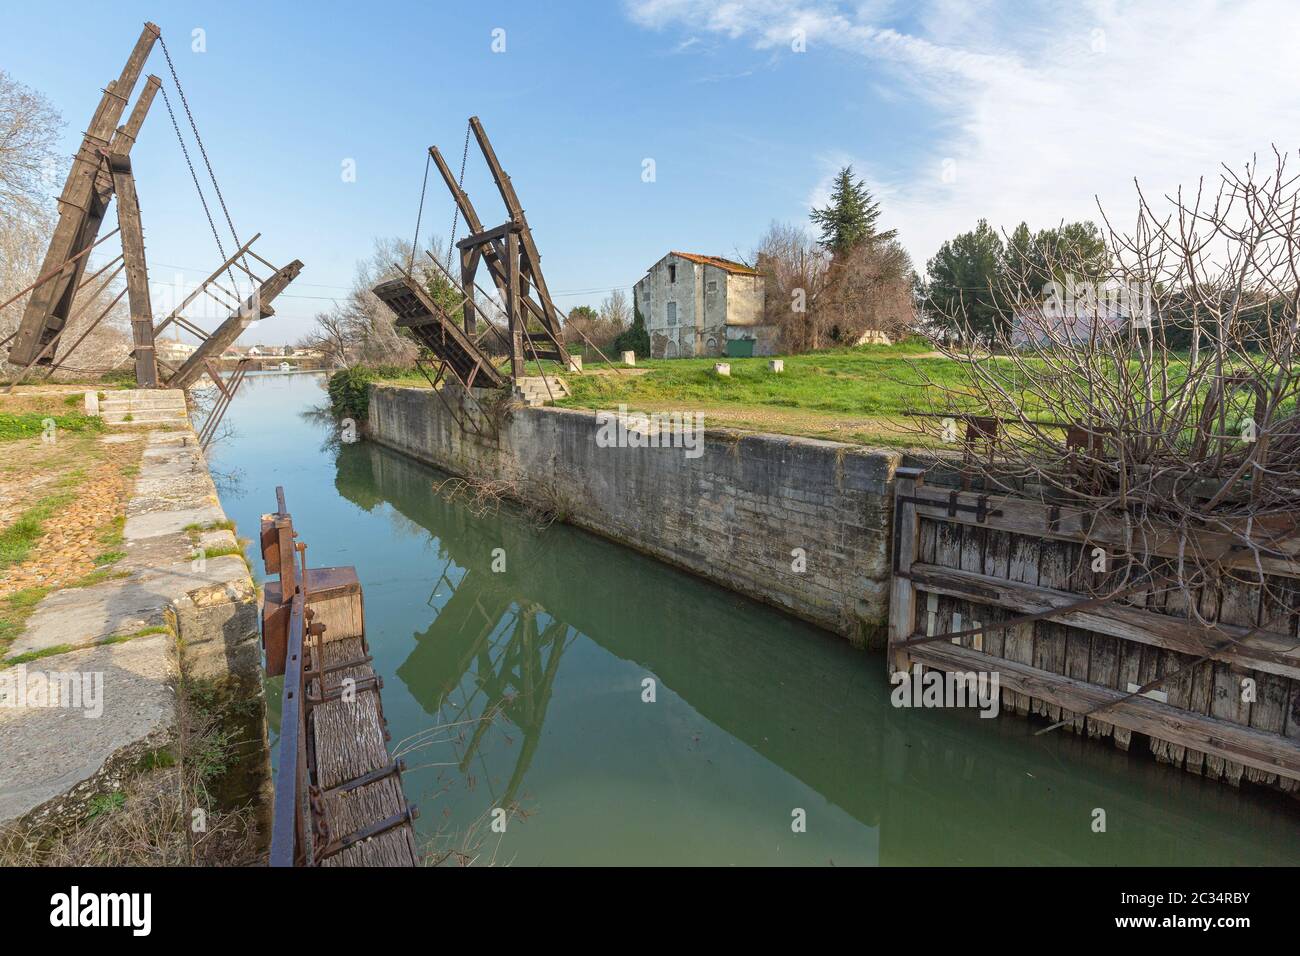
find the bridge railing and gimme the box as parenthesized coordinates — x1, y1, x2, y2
(266, 487, 313, 866)
(262, 486, 418, 866)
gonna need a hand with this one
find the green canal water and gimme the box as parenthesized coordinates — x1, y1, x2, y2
(210, 372, 1300, 865)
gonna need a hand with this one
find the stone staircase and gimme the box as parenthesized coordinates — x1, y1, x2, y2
(513, 376, 570, 408)
(97, 388, 190, 427)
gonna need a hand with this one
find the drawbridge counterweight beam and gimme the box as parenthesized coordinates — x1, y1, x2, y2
(7, 22, 160, 367)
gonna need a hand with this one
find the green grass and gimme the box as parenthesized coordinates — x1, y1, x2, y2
(2, 644, 75, 668)
(0, 492, 75, 568)
(0, 586, 50, 650)
(85, 792, 126, 818)
(98, 515, 126, 549)
(0, 411, 105, 443)
(68, 568, 130, 589)
(92, 550, 126, 567)
(183, 519, 236, 535)
(371, 341, 1297, 447)
(557, 343, 959, 416)
(370, 342, 1013, 445)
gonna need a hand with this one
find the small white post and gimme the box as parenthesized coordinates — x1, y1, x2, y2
(714, 363, 731, 377)
(84, 391, 100, 415)
(768, 359, 784, 373)
(622, 351, 636, 366)
(567, 355, 583, 372)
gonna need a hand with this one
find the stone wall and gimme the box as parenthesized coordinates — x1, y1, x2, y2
(368, 384, 901, 644)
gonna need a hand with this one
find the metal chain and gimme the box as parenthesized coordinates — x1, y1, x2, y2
(158, 35, 251, 283)
(158, 83, 236, 289)
(409, 151, 431, 275)
(445, 121, 471, 273)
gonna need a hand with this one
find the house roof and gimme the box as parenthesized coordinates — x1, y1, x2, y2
(668, 251, 762, 276)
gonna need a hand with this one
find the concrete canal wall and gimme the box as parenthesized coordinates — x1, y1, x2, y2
(365, 382, 1300, 796)
(367, 384, 902, 645)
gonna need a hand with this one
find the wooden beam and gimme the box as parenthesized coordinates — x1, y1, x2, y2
(888, 468, 924, 673)
(107, 152, 158, 387)
(167, 258, 304, 389)
(8, 23, 160, 366)
(906, 486, 1300, 577)
(506, 229, 523, 380)
(467, 118, 569, 351)
(910, 641, 1300, 781)
(905, 562, 1300, 679)
(456, 221, 519, 250)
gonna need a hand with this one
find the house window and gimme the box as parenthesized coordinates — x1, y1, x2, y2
(669, 263, 677, 284)
(667, 301, 677, 326)
(707, 280, 718, 293)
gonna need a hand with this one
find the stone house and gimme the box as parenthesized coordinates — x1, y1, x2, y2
(634, 252, 776, 358)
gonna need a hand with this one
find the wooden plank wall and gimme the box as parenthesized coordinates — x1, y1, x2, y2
(889, 469, 1300, 793)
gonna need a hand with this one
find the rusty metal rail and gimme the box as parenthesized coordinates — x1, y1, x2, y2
(263, 487, 419, 866)
(196, 357, 251, 449)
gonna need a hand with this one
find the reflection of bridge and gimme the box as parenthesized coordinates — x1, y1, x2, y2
(333, 441, 1300, 865)
(400, 561, 570, 810)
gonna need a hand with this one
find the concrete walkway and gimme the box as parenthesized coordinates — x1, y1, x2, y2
(0, 427, 258, 830)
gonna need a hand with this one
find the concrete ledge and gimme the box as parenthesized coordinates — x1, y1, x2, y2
(368, 384, 900, 644)
(0, 428, 267, 830)
(0, 636, 176, 829)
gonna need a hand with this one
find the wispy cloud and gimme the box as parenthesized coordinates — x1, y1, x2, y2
(624, 0, 1300, 267)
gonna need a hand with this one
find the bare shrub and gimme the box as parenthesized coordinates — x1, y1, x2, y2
(911, 149, 1300, 615)
(756, 221, 916, 352)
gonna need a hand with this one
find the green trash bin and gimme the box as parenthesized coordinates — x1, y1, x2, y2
(725, 338, 756, 358)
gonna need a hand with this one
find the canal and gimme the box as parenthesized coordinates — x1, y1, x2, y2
(209, 371, 1300, 865)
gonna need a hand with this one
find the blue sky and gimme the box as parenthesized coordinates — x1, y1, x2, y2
(4, 0, 1298, 343)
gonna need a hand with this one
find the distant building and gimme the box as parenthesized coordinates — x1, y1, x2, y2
(1012, 283, 1144, 348)
(156, 340, 198, 362)
(634, 251, 775, 358)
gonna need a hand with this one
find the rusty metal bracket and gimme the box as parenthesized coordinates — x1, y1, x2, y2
(324, 758, 407, 798)
(896, 493, 1004, 523)
(314, 804, 420, 863)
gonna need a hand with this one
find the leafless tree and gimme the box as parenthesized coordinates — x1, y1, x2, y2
(1, 71, 130, 379)
(755, 221, 916, 351)
(910, 149, 1300, 614)
(819, 239, 917, 343)
(599, 289, 631, 331)
(755, 220, 830, 353)
(563, 291, 630, 353)
(0, 70, 63, 223)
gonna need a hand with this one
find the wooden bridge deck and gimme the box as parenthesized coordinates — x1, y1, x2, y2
(311, 636, 420, 867)
(263, 499, 420, 867)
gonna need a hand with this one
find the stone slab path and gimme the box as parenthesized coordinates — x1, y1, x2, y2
(0, 428, 250, 828)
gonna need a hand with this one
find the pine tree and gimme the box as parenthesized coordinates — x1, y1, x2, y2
(810, 166, 896, 255)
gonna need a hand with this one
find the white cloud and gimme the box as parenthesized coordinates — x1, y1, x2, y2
(625, 0, 1300, 268)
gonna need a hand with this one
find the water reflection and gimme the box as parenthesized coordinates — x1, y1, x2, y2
(328, 437, 1300, 865)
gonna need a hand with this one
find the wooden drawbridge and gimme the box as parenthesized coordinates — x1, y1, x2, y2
(3, 21, 303, 412)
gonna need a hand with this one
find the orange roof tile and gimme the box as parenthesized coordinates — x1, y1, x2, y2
(668, 251, 761, 276)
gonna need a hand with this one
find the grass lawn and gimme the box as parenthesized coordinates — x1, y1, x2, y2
(377, 340, 994, 446)
(370, 340, 1286, 448)
(0, 390, 106, 443)
(0, 390, 147, 658)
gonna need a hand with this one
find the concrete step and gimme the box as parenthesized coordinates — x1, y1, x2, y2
(96, 389, 188, 427)
(513, 376, 570, 406)
(100, 400, 187, 411)
(102, 414, 190, 426)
